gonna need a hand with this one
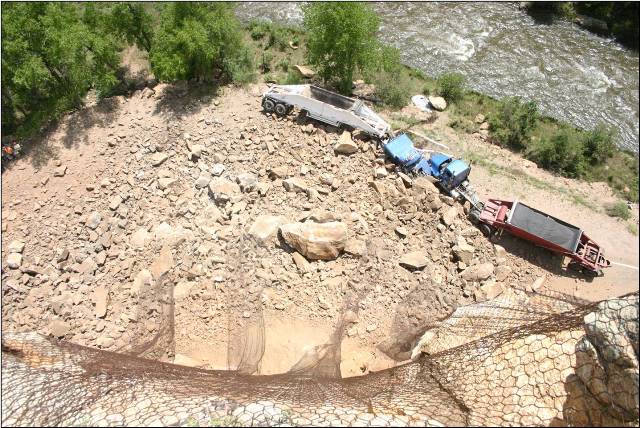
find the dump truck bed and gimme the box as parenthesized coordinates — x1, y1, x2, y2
(508, 201, 582, 252)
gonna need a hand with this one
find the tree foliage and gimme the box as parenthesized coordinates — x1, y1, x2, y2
(104, 2, 155, 52)
(149, 3, 253, 83)
(1, 2, 120, 135)
(303, 2, 382, 94)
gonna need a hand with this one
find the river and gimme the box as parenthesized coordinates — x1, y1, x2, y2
(236, 2, 639, 152)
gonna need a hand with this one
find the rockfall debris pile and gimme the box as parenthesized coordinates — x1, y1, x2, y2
(2, 83, 548, 371)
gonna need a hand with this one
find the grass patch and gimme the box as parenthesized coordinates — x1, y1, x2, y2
(628, 223, 638, 236)
(463, 150, 599, 211)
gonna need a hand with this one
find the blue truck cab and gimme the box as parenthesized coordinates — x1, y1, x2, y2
(428, 153, 471, 191)
(383, 133, 471, 191)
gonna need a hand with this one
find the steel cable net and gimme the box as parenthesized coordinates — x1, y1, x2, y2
(2, 230, 638, 427)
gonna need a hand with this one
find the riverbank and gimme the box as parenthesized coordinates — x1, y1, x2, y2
(243, 20, 639, 207)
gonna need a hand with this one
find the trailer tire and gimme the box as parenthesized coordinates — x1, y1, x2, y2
(275, 103, 288, 116)
(263, 98, 275, 112)
(479, 224, 493, 237)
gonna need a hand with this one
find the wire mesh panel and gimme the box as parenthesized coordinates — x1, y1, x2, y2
(2, 293, 638, 427)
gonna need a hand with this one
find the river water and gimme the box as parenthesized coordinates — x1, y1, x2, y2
(236, 2, 639, 152)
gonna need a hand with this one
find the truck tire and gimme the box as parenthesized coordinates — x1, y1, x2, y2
(275, 103, 288, 116)
(263, 98, 275, 112)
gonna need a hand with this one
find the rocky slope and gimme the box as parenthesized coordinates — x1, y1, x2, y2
(0, 82, 573, 375)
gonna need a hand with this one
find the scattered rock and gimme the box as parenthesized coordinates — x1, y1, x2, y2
(334, 132, 359, 155)
(7, 240, 25, 254)
(109, 195, 122, 210)
(530, 275, 547, 292)
(495, 265, 512, 282)
(93, 286, 108, 318)
(294, 65, 315, 78)
(344, 238, 367, 257)
(452, 238, 475, 264)
(395, 226, 408, 238)
(474, 113, 486, 124)
(283, 177, 308, 193)
(158, 177, 177, 190)
(6, 253, 22, 269)
(195, 173, 211, 189)
(208, 178, 240, 204)
(476, 279, 504, 302)
(211, 163, 225, 176)
(280, 221, 347, 260)
(442, 206, 458, 226)
(399, 251, 429, 271)
(292, 252, 312, 273)
(248, 215, 288, 243)
(50, 320, 70, 338)
(150, 152, 168, 166)
(130, 228, 151, 249)
(53, 165, 67, 177)
(150, 245, 174, 280)
(236, 173, 258, 193)
(87, 211, 102, 230)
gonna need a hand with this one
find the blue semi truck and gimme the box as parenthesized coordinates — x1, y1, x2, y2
(383, 133, 482, 215)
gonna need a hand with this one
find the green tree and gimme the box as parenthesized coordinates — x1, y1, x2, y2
(489, 97, 538, 150)
(104, 2, 155, 52)
(303, 2, 381, 93)
(149, 2, 253, 83)
(1, 2, 120, 135)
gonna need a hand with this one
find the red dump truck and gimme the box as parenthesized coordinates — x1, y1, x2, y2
(477, 199, 611, 276)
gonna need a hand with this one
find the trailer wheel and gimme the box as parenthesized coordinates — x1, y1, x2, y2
(263, 98, 275, 112)
(479, 224, 493, 237)
(582, 268, 601, 278)
(275, 103, 288, 116)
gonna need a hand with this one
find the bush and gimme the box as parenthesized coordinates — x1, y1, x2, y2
(526, 129, 586, 177)
(248, 20, 271, 40)
(278, 70, 302, 85)
(489, 97, 538, 150)
(371, 71, 412, 109)
(303, 2, 381, 94)
(606, 201, 631, 220)
(278, 58, 290, 72)
(259, 51, 273, 73)
(437, 72, 466, 104)
(582, 124, 616, 164)
(150, 3, 251, 83)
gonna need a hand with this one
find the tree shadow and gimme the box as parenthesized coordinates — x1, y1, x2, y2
(152, 81, 221, 123)
(6, 96, 123, 171)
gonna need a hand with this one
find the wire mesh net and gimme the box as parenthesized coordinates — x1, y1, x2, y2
(2, 287, 638, 427)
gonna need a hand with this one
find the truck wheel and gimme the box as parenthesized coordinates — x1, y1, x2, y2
(479, 224, 492, 237)
(275, 103, 288, 116)
(263, 98, 275, 112)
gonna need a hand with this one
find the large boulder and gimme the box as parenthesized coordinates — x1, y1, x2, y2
(452, 237, 475, 264)
(461, 262, 494, 281)
(428, 96, 447, 111)
(279, 221, 347, 260)
(334, 132, 359, 155)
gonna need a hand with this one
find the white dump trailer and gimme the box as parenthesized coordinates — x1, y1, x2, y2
(262, 84, 391, 139)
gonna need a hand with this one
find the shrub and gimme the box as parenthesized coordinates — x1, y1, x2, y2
(278, 58, 290, 72)
(489, 97, 538, 150)
(278, 70, 302, 85)
(371, 71, 412, 109)
(437, 72, 466, 104)
(606, 201, 631, 220)
(526, 129, 586, 177)
(582, 123, 616, 164)
(248, 20, 271, 40)
(260, 51, 273, 73)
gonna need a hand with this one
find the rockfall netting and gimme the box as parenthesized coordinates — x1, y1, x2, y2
(2, 289, 638, 427)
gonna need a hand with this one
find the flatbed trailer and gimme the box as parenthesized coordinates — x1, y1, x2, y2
(262, 84, 391, 139)
(478, 199, 611, 276)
